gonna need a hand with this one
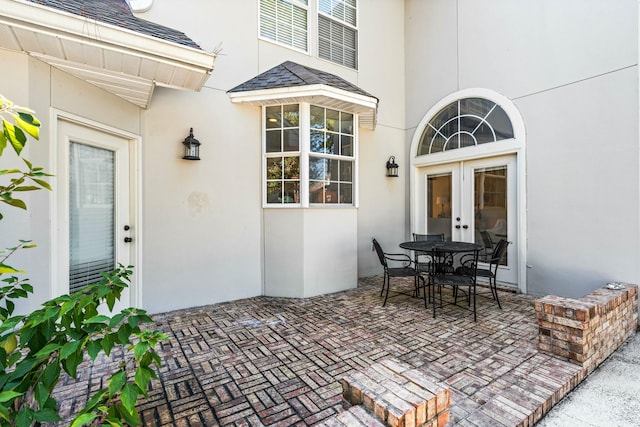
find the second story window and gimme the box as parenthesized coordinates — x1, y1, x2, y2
(259, 0, 309, 51)
(259, 0, 358, 69)
(318, 0, 357, 69)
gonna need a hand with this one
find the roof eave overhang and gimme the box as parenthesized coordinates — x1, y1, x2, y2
(228, 84, 378, 130)
(0, 0, 216, 108)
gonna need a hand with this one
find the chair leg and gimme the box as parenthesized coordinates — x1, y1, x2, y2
(491, 277, 502, 309)
(472, 283, 477, 322)
(382, 275, 391, 307)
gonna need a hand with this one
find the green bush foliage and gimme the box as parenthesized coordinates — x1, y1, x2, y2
(0, 95, 166, 426)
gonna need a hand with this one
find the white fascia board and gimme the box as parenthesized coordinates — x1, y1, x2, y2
(228, 84, 379, 111)
(1, 0, 216, 71)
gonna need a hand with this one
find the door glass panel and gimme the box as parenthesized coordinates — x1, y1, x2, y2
(427, 173, 452, 240)
(69, 142, 115, 293)
(473, 165, 507, 264)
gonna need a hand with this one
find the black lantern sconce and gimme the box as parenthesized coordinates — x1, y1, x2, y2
(182, 128, 201, 160)
(386, 156, 399, 177)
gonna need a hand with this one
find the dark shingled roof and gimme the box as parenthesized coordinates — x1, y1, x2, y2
(26, 0, 202, 50)
(228, 61, 377, 100)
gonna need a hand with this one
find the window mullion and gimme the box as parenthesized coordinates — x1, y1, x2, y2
(300, 103, 310, 207)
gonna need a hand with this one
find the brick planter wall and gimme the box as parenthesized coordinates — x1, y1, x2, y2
(535, 284, 638, 373)
(327, 359, 450, 427)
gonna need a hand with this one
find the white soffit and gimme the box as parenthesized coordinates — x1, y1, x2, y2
(228, 85, 378, 130)
(0, 0, 216, 109)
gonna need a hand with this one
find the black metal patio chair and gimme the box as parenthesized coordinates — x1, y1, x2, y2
(431, 247, 481, 321)
(412, 233, 447, 274)
(457, 239, 511, 309)
(372, 238, 431, 314)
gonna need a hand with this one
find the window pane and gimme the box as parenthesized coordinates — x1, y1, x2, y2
(340, 182, 352, 204)
(325, 133, 337, 154)
(310, 130, 325, 152)
(266, 106, 281, 128)
(345, 3, 356, 26)
(310, 105, 324, 129)
(283, 156, 300, 179)
(309, 157, 327, 180)
(266, 157, 282, 179)
(283, 129, 299, 151)
(328, 158, 339, 180)
(474, 121, 496, 144)
(460, 98, 493, 117)
(487, 106, 514, 140)
(283, 181, 300, 203)
(283, 104, 299, 126)
(326, 109, 339, 131)
(430, 134, 446, 153)
(340, 112, 353, 134)
(266, 130, 281, 152)
(267, 181, 282, 203)
(340, 135, 352, 156)
(339, 160, 353, 181)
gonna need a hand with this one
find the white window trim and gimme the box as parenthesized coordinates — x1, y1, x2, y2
(317, 0, 359, 69)
(257, 0, 359, 69)
(258, 0, 310, 53)
(262, 102, 359, 208)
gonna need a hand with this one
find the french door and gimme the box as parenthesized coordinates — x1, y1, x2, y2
(56, 119, 135, 311)
(421, 155, 517, 285)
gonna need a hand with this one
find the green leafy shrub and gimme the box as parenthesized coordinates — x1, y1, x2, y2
(0, 95, 166, 426)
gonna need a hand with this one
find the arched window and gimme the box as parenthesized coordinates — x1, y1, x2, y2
(417, 98, 514, 155)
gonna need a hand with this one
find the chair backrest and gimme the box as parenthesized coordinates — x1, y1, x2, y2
(372, 238, 387, 268)
(479, 230, 494, 250)
(413, 233, 445, 242)
(489, 239, 511, 270)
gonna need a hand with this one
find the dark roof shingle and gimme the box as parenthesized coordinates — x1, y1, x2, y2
(228, 61, 377, 100)
(27, 0, 202, 49)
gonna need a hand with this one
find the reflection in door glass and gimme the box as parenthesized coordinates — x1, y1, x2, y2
(427, 173, 452, 240)
(473, 166, 507, 265)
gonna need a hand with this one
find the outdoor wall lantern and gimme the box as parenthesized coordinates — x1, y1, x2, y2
(386, 156, 399, 177)
(182, 128, 201, 160)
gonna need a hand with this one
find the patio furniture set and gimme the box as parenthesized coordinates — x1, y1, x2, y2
(372, 234, 511, 321)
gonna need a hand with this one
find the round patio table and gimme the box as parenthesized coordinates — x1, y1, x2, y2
(399, 240, 483, 253)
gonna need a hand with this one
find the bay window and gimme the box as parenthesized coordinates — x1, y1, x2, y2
(264, 103, 356, 207)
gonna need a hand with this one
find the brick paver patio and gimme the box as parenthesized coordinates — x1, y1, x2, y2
(53, 276, 589, 426)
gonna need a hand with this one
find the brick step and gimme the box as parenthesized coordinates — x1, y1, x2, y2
(319, 405, 387, 426)
(339, 359, 450, 427)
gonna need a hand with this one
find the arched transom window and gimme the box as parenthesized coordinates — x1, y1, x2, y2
(417, 98, 514, 155)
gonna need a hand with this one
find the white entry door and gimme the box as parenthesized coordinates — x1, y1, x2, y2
(56, 120, 135, 311)
(420, 155, 518, 285)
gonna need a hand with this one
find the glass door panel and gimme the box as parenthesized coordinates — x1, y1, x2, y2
(473, 165, 507, 265)
(426, 173, 452, 240)
(69, 142, 115, 293)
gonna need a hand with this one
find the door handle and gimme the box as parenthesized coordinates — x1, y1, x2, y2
(124, 237, 133, 243)
(462, 225, 469, 229)
(455, 225, 461, 229)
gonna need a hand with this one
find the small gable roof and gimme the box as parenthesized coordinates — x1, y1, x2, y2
(0, 0, 216, 108)
(26, 0, 201, 49)
(228, 61, 378, 130)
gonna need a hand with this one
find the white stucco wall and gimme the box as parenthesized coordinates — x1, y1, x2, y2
(405, 0, 639, 297)
(139, 0, 408, 285)
(4, 0, 635, 317)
